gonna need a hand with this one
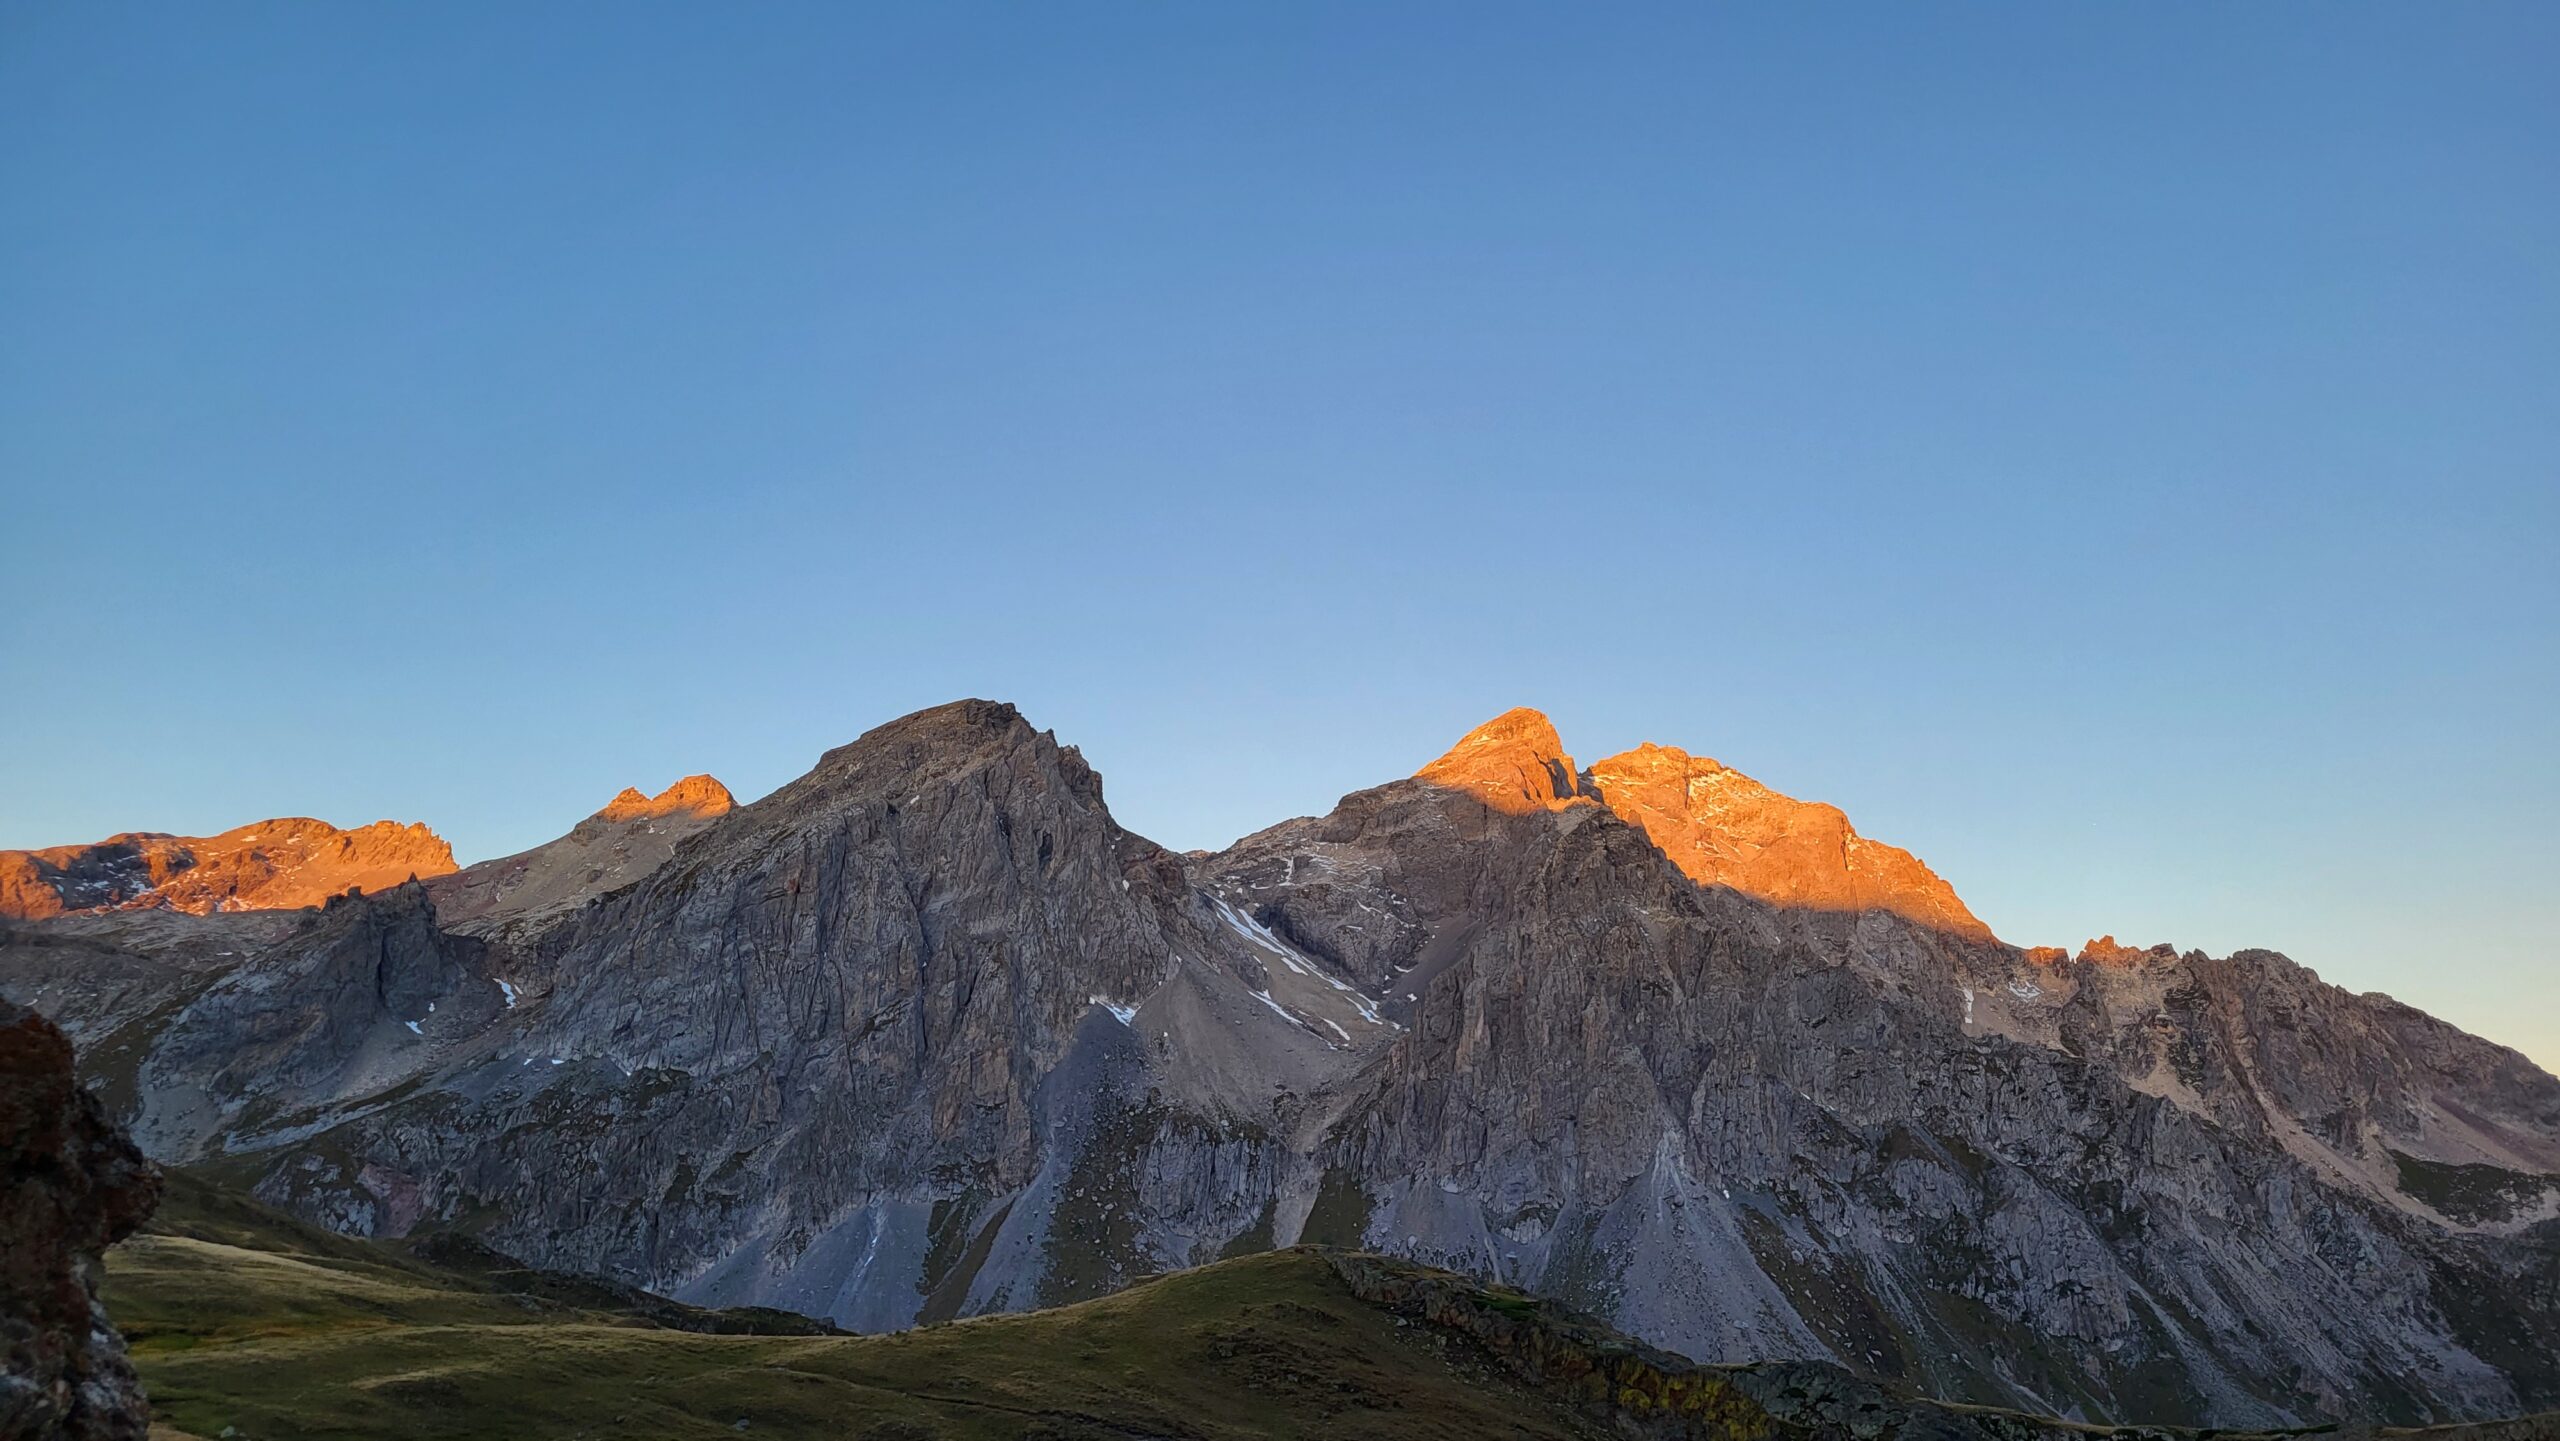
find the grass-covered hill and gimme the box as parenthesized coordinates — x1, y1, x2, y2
(107, 1172, 2551, 1441)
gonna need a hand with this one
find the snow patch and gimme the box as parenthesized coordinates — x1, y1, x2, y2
(1215, 897, 1296, 957)
(1215, 897, 1392, 1027)
(402, 1020, 423, 1036)
(1089, 995, 1139, 1026)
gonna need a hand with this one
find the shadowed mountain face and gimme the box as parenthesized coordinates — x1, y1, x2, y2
(4, 701, 2557, 1429)
(422, 775, 735, 944)
(0, 819, 455, 921)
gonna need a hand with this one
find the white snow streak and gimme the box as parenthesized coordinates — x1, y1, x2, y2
(1214, 897, 1391, 1027)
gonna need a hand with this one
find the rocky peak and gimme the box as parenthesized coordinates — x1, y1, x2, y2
(791, 699, 1110, 819)
(1414, 708, 1590, 815)
(1584, 741, 1992, 942)
(432, 703, 1111, 949)
(2076, 935, 2176, 966)
(595, 775, 736, 824)
(803, 699, 1032, 781)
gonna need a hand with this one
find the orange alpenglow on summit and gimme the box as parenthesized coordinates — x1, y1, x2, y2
(1584, 742, 1992, 942)
(2076, 935, 2172, 966)
(1412, 707, 1593, 815)
(596, 775, 737, 824)
(1416, 707, 1993, 942)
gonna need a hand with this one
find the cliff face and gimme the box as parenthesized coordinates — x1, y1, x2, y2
(0, 999, 158, 1441)
(118, 883, 502, 1166)
(3, 701, 2555, 1428)
(0, 818, 455, 921)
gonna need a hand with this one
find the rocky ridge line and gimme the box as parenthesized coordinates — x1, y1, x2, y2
(0, 819, 455, 921)
(424, 775, 737, 939)
(4, 700, 2557, 1428)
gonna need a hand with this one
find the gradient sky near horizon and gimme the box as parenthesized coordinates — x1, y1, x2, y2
(5, 5, 2555, 1064)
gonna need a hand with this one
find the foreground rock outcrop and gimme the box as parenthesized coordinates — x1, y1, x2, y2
(4, 700, 2555, 1429)
(0, 999, 158, 1440)
(0, 818, 455, 921)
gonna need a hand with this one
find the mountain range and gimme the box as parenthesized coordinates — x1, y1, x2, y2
(4, 700, 2555, 1429)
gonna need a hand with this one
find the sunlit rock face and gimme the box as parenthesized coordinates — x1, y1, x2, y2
(1413, 707, 1593, 815)
(2076, 934, 2172, 966)
(595, 775, 736, 825)
(1410, 711, 1987, 943)
(4, 700, 2558, 1429)
(1583, 741, 1992, 942)
(0, 819, 455, 921)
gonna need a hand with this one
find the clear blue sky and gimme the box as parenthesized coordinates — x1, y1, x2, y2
(5, 4, 2554, 1064)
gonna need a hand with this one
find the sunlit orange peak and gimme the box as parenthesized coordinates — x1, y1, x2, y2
(2078, 935, 2170, 966)
(1414, 707, 1589, 814)
(598, 775, 737, 823)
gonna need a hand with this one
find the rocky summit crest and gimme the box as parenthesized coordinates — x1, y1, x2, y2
(1414, 707, 1591, 814)
(1415, 710, 1992, 941)
(0, 818, 456, 921)
(596, 775, 736, 824)
(2076, 934, 2176, 966)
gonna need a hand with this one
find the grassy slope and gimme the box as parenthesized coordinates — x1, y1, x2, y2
(106, 1174, 2557, 1441)
(111, 1176, 1605, 1441)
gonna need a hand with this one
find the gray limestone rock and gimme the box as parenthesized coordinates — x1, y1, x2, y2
(3, 700, 2554, 1430)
